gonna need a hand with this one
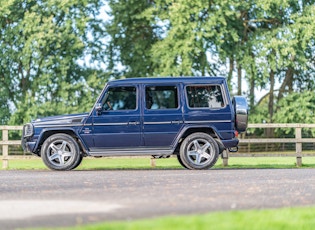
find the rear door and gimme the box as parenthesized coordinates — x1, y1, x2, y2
(143, 84, 183, 148)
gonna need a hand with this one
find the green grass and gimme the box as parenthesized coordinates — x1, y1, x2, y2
(34, 206, 315, 230)
(2, 155, 315, 170)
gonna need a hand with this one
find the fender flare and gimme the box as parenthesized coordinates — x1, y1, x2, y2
(33, 127, 88, 154)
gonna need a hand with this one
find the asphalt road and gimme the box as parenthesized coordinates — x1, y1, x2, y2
(1, 168, 315, 229)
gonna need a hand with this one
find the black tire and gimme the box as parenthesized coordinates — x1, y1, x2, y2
(69, 154, 83, 170)
(41, 134, 82, 171)
(176, 154, 190, 169)
(179, 132, 219, 170)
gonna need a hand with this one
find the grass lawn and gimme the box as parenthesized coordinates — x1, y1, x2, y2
(2, 155, 315, 170)
(32, 206, 315, 230)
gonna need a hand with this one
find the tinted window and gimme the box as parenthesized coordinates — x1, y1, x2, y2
(103, 86, 137, 111)
(186, 85, 224, 108)
(145, 86, 178, 109)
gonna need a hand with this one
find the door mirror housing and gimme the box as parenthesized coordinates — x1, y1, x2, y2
(95, 103, 102, 114)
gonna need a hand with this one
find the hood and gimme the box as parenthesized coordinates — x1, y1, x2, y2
(32, 113, 89, 126)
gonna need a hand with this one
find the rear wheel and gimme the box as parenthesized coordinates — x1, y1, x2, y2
(179, 133, 219, 170)
(41, 134, 82, 171)
(176, 154, 189, 169)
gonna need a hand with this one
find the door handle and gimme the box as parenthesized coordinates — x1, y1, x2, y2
(171, 120, 182, 124)
(128, 121, 138, 125)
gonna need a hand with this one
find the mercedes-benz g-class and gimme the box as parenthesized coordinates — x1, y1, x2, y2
(22, 77, 248, 170)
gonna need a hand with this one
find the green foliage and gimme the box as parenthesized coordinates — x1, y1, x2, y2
(105, 0, 158, 78)
(0, 0, 107, 124)
(107, 0, 315, 124)
(272, 91, 315, 136)
(274, 91, 315, 124)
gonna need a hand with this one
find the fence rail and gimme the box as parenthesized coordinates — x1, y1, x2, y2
(1, 124, 315, 169)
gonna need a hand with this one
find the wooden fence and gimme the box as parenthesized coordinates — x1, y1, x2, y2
(238, 123, 315, 167)
(1, 124, 315, 169)
(0, 126, 23, 169)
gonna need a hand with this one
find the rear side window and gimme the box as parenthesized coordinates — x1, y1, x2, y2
(145, 86, 178, 109)
(186, 85, 224, 108)
(102, 86, 137, 111)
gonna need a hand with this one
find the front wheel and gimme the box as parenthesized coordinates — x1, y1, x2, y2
(179, 133, 219, 170)
(41, 134, 82, 171)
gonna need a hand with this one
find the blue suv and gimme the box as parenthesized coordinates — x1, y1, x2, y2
(22, 77, 248, 170)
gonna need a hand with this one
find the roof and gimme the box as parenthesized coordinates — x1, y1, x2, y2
(108, 76, 226, 85)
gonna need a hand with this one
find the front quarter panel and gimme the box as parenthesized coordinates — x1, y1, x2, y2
(23, 113, 88, 155)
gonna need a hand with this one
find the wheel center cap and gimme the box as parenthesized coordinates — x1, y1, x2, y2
(58, 150, 63, 155)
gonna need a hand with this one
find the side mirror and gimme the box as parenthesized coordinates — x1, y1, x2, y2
(95, 103, 102, 114)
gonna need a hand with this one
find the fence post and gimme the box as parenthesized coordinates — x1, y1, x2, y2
(295, 127, 302, 167)
(2, 128, 9, 169)
(150, 157, 156, 167)
(222, 150, 229, 167)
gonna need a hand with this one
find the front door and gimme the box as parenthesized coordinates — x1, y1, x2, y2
(92, 85, 141, 149)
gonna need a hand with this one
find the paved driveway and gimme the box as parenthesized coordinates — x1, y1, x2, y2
(1, 169, 315, 229)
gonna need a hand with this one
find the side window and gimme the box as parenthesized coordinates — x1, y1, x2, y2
(102, 86, 137, 111)
(186, 85, 224, 108)
(145, 86, 178, 110)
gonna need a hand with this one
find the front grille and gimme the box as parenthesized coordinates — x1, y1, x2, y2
(23, 123, 34, 137)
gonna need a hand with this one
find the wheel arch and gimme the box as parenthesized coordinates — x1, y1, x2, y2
(35, 128, 85, 155)
(173, 126, 225, 155)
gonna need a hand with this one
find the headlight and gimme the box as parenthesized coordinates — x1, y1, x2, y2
(23, 123, 34, 137)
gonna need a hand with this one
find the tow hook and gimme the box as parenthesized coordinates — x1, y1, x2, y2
(228, 147, 238, 152)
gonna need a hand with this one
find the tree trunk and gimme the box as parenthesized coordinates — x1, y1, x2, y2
(266, 69, 275, 138)
(269, 69, 275, 122)
(227, 57, 234, 91)
(278, 67, 294, 101)
(249, 74, 255, 110)
(237, 63, 242, 95)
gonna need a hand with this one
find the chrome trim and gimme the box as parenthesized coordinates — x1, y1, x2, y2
(93, 122, 134, 126)
(35, 124, 83, 128)
(144, 121, 172, 125)
(185, 120, 231, 124)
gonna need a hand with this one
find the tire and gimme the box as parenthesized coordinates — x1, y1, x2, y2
(69, 154, 83, 170)
(232, 96, 248, 133)
(176, 154, 190, 169)
(179, 133, 219, 170)
(41, 134, 82, 171)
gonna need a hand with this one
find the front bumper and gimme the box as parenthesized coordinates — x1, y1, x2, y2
(21, 138, 36, 153)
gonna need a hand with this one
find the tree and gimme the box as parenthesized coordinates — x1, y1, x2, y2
(105, 0, 158, 78)
(106, 0, 315, 126)
(0, 0, 106, 124)
(143, 0, 231, 77)
(273, 91, 315, 137)
(250, 1, 315, 123)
